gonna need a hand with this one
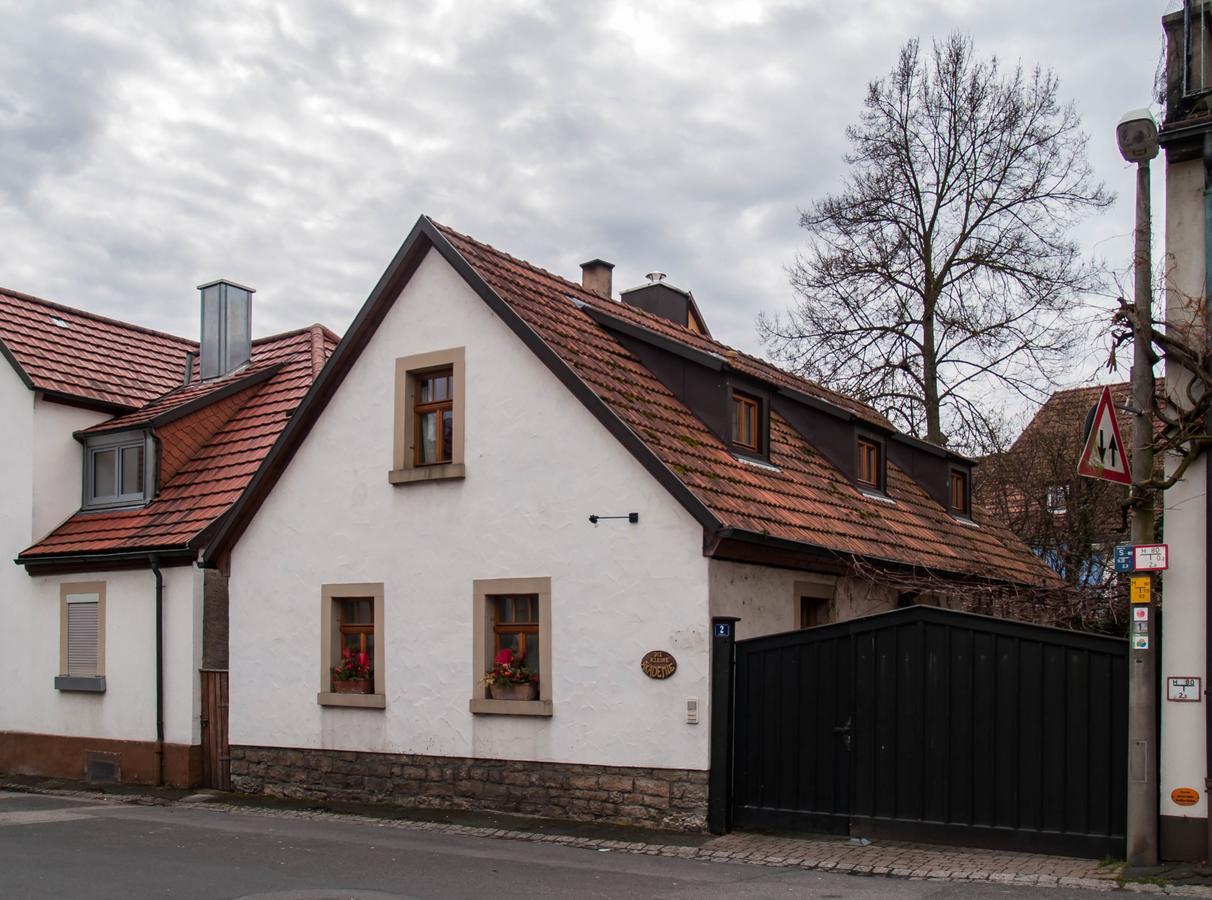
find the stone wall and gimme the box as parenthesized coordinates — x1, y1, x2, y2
(230, 745, 709, 832)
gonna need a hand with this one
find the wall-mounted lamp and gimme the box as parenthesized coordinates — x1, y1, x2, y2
(588, 513, 639, 524)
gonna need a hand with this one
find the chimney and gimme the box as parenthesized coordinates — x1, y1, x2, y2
(580, 259, 614, 298)
(619, 273, 711, 336)
(198, 279, 254, 380)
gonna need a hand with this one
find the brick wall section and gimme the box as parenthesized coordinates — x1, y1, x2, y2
(230, 746, 709, 832)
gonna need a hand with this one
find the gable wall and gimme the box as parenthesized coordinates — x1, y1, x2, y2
(31, 396, 109, 540)
(229, 249, 712, 771)
(0, 362, 36, 706)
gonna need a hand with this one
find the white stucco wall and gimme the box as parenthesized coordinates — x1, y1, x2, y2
(31, 396, 107, 540)
(0, 362, 36, 713)
(5, 565, 199, 744)
(1160, 153, 1209, 824)
(708, 559, 898, 640)
(229, 248, 712, 771)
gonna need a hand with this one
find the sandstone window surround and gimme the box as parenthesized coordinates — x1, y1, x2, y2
(389, 347, 466, 485)
(470, 576, 552, 717)
(56, 581, 106, 692)
(318, 582, 385, 709)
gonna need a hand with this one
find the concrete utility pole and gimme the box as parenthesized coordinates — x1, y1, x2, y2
(1118, 109, 1160, 868)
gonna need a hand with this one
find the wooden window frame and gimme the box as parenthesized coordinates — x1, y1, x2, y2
(856, 437, 883, 490)
(731, 391, 761, 454)
(795, 579, 836, 630)
(950, 468, 970, 516)
(390, 348, 466, 485)
(412, 366, 454, 467)
(490, 594, 540, 665)
(318, 582, 385, 709)
(55, 581, 106, 693)
(471, 577, 552, 717)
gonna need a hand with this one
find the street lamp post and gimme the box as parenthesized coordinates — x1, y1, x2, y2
(1116, 108, 1160, 868)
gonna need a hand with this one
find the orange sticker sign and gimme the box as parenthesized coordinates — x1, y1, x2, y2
(1171, 787, 1200, 807)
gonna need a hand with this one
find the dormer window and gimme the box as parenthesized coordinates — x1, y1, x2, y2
(950, 468, 970, 516)
(731, 391, 760, 454)
(84, 431, 154, 510)
(857, 438, 883, 490)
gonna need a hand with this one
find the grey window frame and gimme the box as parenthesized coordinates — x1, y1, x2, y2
(83, 430, 155, 510)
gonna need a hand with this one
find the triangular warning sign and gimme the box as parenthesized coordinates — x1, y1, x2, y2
(1077, 386, 1132, 485)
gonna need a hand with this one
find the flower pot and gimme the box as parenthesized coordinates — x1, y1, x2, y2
(333, 678, 372, 694)
(489, 682, 538, 701)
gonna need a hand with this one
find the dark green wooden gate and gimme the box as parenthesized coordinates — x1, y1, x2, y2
(728, 606, 1127, 857)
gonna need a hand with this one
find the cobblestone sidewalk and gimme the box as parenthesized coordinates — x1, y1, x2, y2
(5, 778, 1211, 895)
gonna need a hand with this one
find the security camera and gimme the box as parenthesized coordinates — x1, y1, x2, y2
(1116, 109, 1159, 163)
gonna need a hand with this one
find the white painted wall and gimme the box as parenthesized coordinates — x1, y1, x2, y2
(31, 396, 106, 540)
(5, 565, 198, 744)
(229, 249, 712, 771)
(708, 559, 898, 640)
(0, 362, 35, 715)
(1160, 154, 1209, 824)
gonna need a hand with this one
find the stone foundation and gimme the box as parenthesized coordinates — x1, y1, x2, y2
(230, 745, 709, 832)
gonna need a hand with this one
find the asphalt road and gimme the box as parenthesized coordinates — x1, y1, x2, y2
(0, 790, 1106, 899)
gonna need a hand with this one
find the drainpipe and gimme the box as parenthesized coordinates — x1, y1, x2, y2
(1203, 133, 1212, 865)
(151, 554, 165, 787)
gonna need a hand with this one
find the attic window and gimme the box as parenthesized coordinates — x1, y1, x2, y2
(83, 431, 153, 510)
(731, 391, 760, 454)
(950, 468, 970, 516)
(857, 438, 882, 490)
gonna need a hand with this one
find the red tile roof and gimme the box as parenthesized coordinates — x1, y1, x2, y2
(19, 324, 338, 561)
(0, 287, 196, 409)
(435, 223, 1054, 586)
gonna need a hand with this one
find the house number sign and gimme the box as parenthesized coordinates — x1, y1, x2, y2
(641, 650, 677, 680)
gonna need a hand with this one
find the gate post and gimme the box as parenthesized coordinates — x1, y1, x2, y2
(708, 616, 740, 835)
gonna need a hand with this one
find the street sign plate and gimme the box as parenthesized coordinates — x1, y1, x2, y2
(1130, 576, 1151, 604)
(1167, 677, 1201, 702)
(1114, 544, 1134, 573)
(1134, 544, 1168, 571)
(1077, 386, 1132, 485)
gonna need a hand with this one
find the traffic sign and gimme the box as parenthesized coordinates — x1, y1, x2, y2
(1077, 386, 1132, 485)
(1134, 544, 1168, 571)
(1114, 544, 1134, 572)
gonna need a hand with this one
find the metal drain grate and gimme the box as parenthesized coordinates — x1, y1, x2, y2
(84, 751, 119, 784)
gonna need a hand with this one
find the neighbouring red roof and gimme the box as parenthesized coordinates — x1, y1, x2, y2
(435, 223, 1055, 586)
(20, 324, 337, 561)
(0, 287, 197, 409)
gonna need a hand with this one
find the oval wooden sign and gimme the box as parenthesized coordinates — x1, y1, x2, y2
(641, 650, 677, 680)
(1171, 787, 1200, 807)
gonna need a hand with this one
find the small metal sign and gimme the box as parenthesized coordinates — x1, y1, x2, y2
(1133, 634, 1150, 651)
(1171, 787, 1201, 807)
(640, 650, 677, 680)
(1133, 621, 1149, 634)
(1134, 544, 1168, 571)
(1133, 607, 1149, 621)
(1130, 576, 1151, 605)
(714, 623, 731, 638)
(1167, 677, 1202, 702)
(1114, 544, 1134, 573)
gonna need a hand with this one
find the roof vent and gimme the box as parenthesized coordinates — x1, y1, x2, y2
(50, 317, 68, 329)
(197, 279, 254, 380)
(620, 274, 711, 336)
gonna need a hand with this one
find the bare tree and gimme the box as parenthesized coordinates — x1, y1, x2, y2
(759, 34, 1113, 449)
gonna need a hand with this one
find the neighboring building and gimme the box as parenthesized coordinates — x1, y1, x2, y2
(1156, 1, 1212, 864)
(204, 216, 1058, 831)
(0, 284, 335, 787)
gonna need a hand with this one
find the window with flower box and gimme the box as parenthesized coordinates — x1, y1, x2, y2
(471, 577, 552, 716)
(318, 582, 384, 709)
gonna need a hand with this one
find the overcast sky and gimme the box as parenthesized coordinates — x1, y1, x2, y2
(1, 0, 1172, 389)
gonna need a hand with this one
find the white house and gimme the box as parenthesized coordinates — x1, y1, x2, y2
(207, 216, 1057, 830)
(0, 284, 334, 787)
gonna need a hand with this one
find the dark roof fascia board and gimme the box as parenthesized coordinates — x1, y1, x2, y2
(201, 216, 436, 564)
(0, 337, 34, 390)
(17, 547, 195, 575)
(427, 225, 723, 535)
(774, 384, 855, 422)
(74, 364, 285, 441)
(581, 305, 725, 372)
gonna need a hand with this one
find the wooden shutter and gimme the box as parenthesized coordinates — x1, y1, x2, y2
(67, 601, 99, 676)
